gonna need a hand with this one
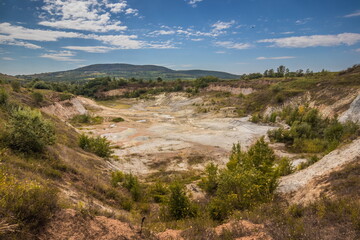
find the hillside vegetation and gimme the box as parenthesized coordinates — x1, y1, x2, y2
(17, 63, 240, 82)
(0, 64, 359, 239)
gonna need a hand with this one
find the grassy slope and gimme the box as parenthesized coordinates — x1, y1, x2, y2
(0, 85, 138, 239)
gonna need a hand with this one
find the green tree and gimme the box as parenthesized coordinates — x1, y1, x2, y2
(167, 182, 196, 220)
(277, 65, 286, 77)
(6, 107, 55, 153)
(208, 137, 279, 221)
(200, 162, 219, 195)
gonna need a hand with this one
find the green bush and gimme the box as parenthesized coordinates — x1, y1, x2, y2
(0, 88, 8, 105)
(71, 114, 103, 125)
(32, 91, 44, 104)
(166, 181, 197, 220)
(59, 93, 73, 101)
(33, 81, 51, 90)
(0, 169, 58, 232)
(112, 117, 125, 122)
(199, 162, 218, 195)
(150, 182, 169, 203)
(110, 171, 124, 187)
(79, 134, 112, 158)
(5, 107, 55, 153)
(206, 138, 279, 221)
(122, 173, 141, 201)
(277, 157, 294, 176)
(10, 81, 20, 92)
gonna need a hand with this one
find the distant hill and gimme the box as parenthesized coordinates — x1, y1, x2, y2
(17, 63, 240, 82)
(0, 73, 23, 82)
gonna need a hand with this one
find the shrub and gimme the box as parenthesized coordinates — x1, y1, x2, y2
(79, 134, 112, 158)
(123, 173, 141, 201)
(33, 81, 51, 90)
(0, 88, 8, 105)
(208, 138, 279, 221)
(0, 169, 58, 232)
(32, 91, 44, 104)
(111, 117, 125, 122)
(199, 163, 218, 195)
(110, 171, 124, 187)
(5, 107, 55, 153)
(150, 182, 169, 203)
(10, 81, 20, 92)
(166, 181, 197, 220)
(59, 93, 73, 101)
(277, 157, 294, 176)
(71, 114, 103, 125)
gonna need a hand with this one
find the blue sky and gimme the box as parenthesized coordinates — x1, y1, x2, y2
(0, 0, 359, 75)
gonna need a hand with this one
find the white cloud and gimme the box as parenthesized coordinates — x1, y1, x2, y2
(258, 33, 360, 48)
(355, 48, 360, 52)
(40, 50, 82, 61)
(62, 46, 116, 53)
(125, 8, 139, 16)
(0, 22, 83, 41)
(344, 10, 360, 18)
(295, 17, 312, 25)
(215, 41, 251, 49)
(187, 0, 203, 8)
(281, 31, 294, 35)
(0, 23, 174, 50)
(191, 38, 204, 41)
(89, 34, 144, 49)
(215, 51, 226, 54)
(256, 56, 295, 60)
(2, 57, 14, 61)
(39, 0, 139, 32)
(106, 2, 127, 13)
(0, 34, 42, 49)
(149, 30, 176, 36)
(149, 20, 235, 38)
(212, 20, 235, 32)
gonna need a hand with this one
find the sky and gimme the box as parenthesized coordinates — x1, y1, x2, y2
(0, 0, 359, 75)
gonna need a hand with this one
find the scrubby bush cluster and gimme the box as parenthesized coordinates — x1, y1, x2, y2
(4, 107, 55, 153)
(267, 106, 359, 153)
(200, 138, 279, 221)
(0, 168, 58, 235)
(79, 134, 112, 158)
(70, 114, 103, 125)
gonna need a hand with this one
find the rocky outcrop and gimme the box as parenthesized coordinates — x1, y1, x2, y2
(339, 95, 360, 123)
(277, 138, 360, 203)
(41, 97, 87, 120)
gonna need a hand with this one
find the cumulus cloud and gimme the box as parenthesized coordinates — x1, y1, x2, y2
(258, 33, 360, 48)
(211, 20, 235, 32)
(39, 0, 139, 32)
(62, 46, 117, 53)
(0, 22, 83, 41)
(0, 23, 175, 50)
(187, 0, 203, 8)
(256, 56, 295, 60)
(215, 41, 251, 49)
(149, 20, 235, 38)
(0, 34, 42, 49)
(344, 10, 360, 18)
(2, 57, 14, 61)
(40, 50, 82, 61)
(149, 30, 176, 36)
